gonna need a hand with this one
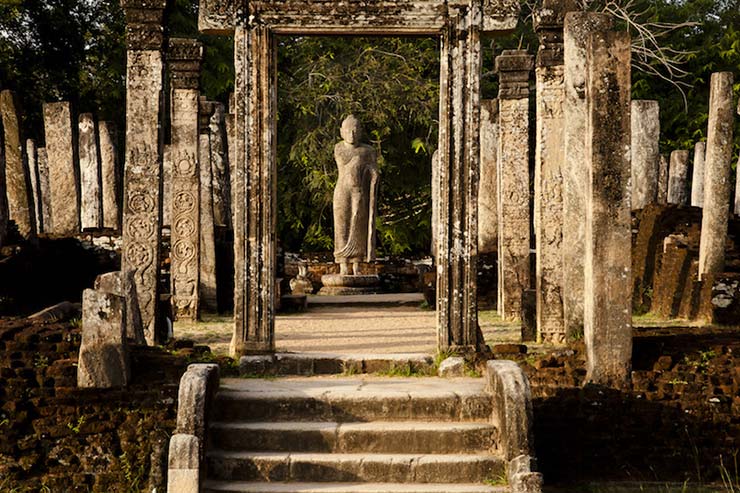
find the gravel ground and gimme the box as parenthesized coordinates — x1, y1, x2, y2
(174, 306, 519, 356)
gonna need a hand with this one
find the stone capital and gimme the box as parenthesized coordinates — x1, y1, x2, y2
(534, 0, 576, 68)
(168, 38, 204, 90)
(121, 0, 167, 51)
(495, 50, 534, 99)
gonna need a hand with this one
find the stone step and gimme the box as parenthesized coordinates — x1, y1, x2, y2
(238, 353, 435, 377)
(206, 451, 506, 484)
(203, 481, 509, 493)
(210, 421, 498, 454)
(214, 378, 492, 422)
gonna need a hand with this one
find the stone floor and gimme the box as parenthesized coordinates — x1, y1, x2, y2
(175, 304, 520, 356)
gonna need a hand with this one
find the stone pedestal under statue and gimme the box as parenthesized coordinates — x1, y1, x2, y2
(319, 115, 381, 296)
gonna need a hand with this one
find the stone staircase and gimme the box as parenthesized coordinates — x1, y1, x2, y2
(202, 377, 511, 493)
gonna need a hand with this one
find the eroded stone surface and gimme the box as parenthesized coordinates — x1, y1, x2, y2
(79, 113, 102, 230)
(699, 72, 735, 280)
(0, 135, 7, 247)
(496, 50, 533, 322)
(583, 28, 632, 387)
(94, 270, 146, 344)
(562, 12, 613, 339)
(210, 102, 231, 228)
(77, 289, 130, 388)
(1, 90, 34, 238)
(43, 101, 79, 236)
(478, 99, 498, 255)
(667, 150, 690, 206)
(691, 142, 706, 208)
(657, 154, 669, 204)
(25, 139, 42, 234)
(167, 433, 200, 493)
(630, 100, 660, 210)
(36, 147, 51, 234)
(98, 121, 120, 230)
(199, 111, 218, 312)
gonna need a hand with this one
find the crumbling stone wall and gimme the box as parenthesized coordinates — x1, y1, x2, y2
(0, 319, 189, 492)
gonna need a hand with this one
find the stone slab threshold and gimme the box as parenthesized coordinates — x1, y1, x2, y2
(306, 293, 425, 307)
(239, 352, 436, 376)
(203, 481, 508, 492)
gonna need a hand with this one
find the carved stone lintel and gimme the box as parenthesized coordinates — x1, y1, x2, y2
(495, 50, 534, 100)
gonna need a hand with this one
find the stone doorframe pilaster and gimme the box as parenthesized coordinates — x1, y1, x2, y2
(198, 0, 519, 356)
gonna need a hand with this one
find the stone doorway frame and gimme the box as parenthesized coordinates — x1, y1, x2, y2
(198, 0, 519, 356)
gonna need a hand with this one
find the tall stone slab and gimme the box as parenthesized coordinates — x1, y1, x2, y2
(667, 149, 689, 205)
(26, 139, 42, 233)
(691, 142, 706, 208)
(168, 37, 203, 321)
(79, 113, 102, 230)
(630, 100, 660, 210)
(163, 145, 173, 228)
(226, 96, 237, 224)
(1, 90, 35, 238)
(37, 148, 51, 233)
(478, 99, 498, 254)
(99, 121, 120, 230)
(699, 72, 735, 279)
(43, 102, 80, 236)
(209, 103, 231, 228)
(0, 133, 7, 247)
(533, 0, 571, 343)
(562, 12, 613, 339)
(198, 101, 218, 312)
(657, 154, 669, 204)
(583, 28, 632, 387)
(495, 50, 533, 322)
(120, 0, 167, 344)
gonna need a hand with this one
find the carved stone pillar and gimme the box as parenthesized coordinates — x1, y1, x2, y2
(79, 113, 102, 230)
(667, 149, 690, 206)
(495, 50, 533, 322)
(43, 101, 79, 236)
(690, 142, 706, 208)
(99, 121, 121, 230)
(436, 5, 483, 350)
(199, 98, 219, 313)
(120, 0, 167, 344)
(231, 23, 277, 355)
(533, 0, 571, 343)
(168, 37, 203, 321)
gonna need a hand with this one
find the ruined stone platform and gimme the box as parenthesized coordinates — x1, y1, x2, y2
(239, 352, 435, 376)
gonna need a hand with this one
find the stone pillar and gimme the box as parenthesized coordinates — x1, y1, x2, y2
(162, 145, 173, 228)
(0, 133, 7, 247)
(167, 434, 200, 493)
(630, 100, 660, 210)
(168, 37, 203, 321)
(79, 113, 102, 230)
(199, 98, 218, 313)
(534, 0, 571, 343)
(37, 148, 51, 233)
(99, 121, 120, 230)
(1, 90, 35, 238)
(209, 103, 231, 228)
(226, 95, 237, 224)
(495, 50, 533, 322)
(478, 98, 498, 254)
(562, 12, 614, 339)
(667, 150, 690, 205)
(431, 149, 440, 258)
(657, 154, 669, 204)
(691, 142, 706, 208)
(26, 139, 42, 233)
(583, 28, 632, 387)
(43, 101, 79, 236)
(120, 0, 167, 344)
(699, 72, 735, 279)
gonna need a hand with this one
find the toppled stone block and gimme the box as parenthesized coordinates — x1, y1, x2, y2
(77, 289, 130, 388)
(437, 356, 465, 377)
(28, 301, 81, 322)
(95, 270, 146, 344)
(167, 433, 199, 493)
